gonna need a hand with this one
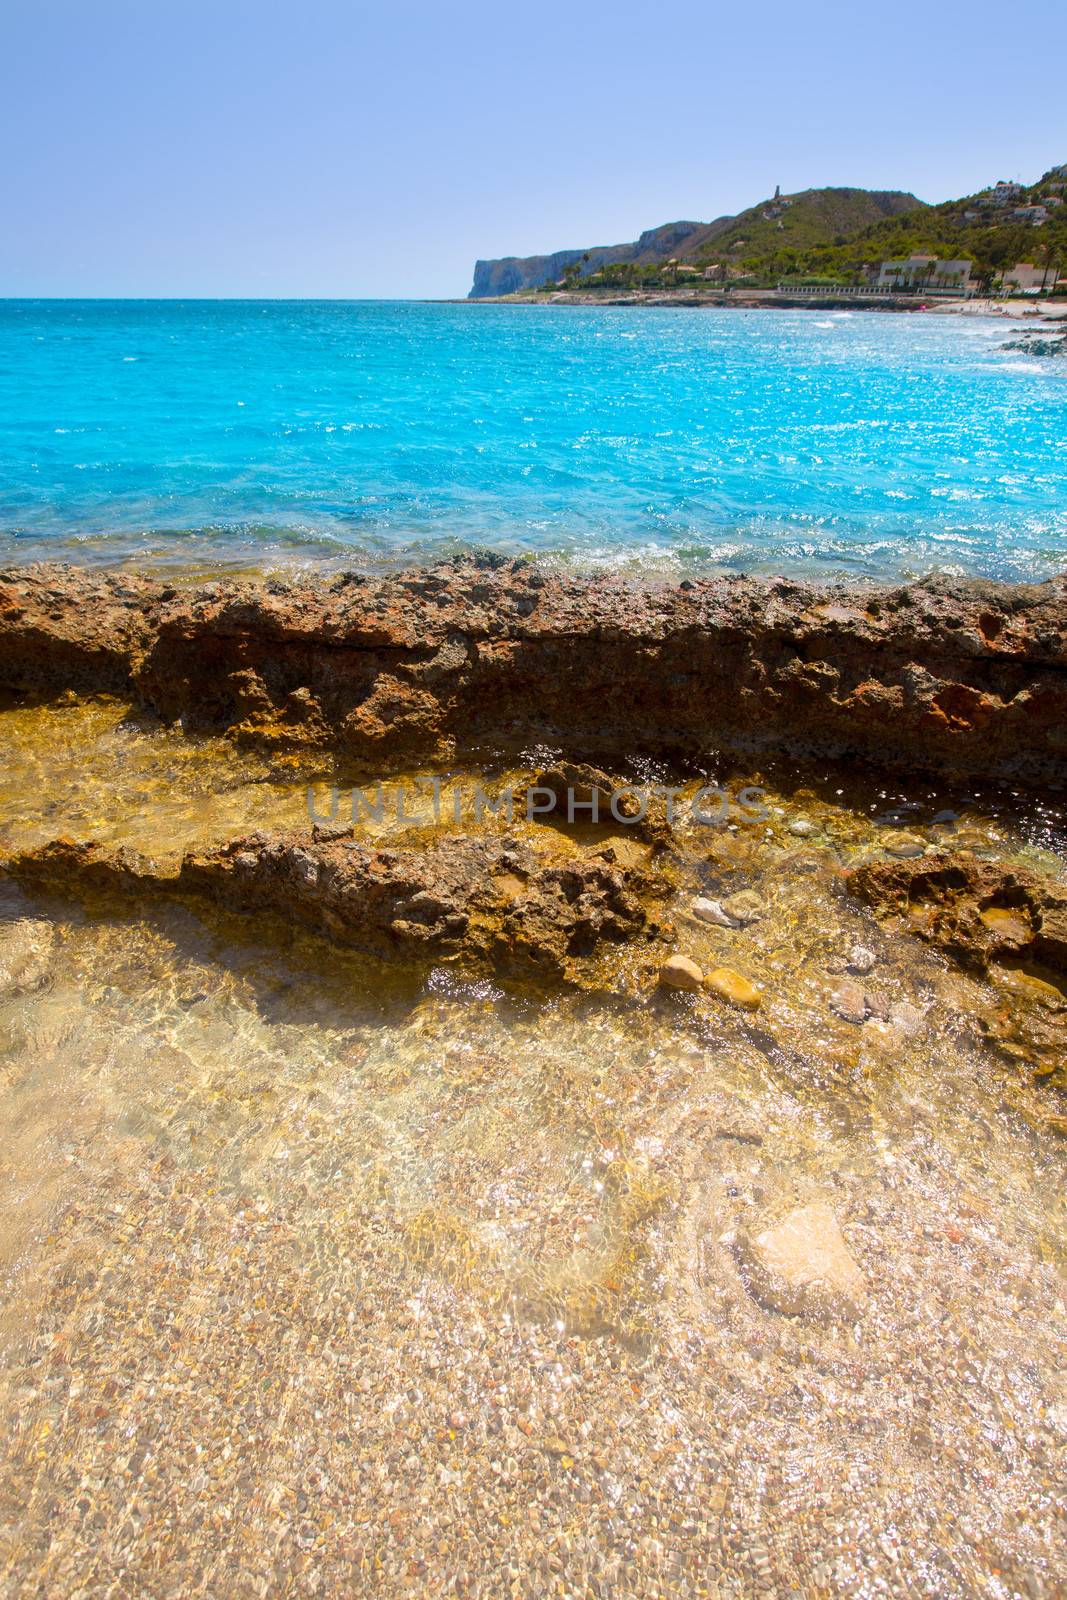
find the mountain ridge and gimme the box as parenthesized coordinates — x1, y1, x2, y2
(468, 187, 924, 297)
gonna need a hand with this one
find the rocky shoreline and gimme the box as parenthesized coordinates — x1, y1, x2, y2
(1, 558, 1065, 1086)
(2, 560, 1066, 1600)
(2, 558, 1066, 783)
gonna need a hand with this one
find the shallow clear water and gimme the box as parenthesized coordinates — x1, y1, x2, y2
(0, 700, 1064, 1595)
(2, 300, 1065, 581)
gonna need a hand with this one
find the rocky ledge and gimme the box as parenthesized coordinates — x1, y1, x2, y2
(1, 559, 1066, 782)
(848, 849, 1067, 979)
(4, 829, 658, 985)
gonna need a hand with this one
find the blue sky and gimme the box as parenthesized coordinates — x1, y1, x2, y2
(1, 0, 1064, 298)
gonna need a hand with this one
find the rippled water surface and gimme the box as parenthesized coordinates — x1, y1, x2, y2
(0, 699, 1064, 1596)
(1, 300, 1066, 580)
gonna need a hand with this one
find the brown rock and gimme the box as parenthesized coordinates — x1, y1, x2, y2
(848, 850, 1067, 980)
(830, 980, 869, 1024)
(720, 890, 765, 926)
(3, 831, 650, 985)
(2, 561, 1066, 782)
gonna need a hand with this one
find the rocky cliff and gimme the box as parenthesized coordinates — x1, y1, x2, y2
(469, 223, 706, 299)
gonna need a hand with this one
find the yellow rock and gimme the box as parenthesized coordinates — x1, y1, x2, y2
(658, 954, 704, 992)
(979, 906, 1031, 943)
(704, 967, 763, 1011)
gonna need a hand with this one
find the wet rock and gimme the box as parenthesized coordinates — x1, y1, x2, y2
(704, 967, 762, 1011)
(2, 562, 1066, 783)
(888, 1000, 925, 1036)
(720, 890, 764, 926)
(659, 955, 704, 992)
(788, 818, 817, 837)
(735, 1201, 868, 1321)
(2, 831, 651, 986)
(980, 967, 1067, 1088)
(521, 761, 636, 826)
(848, 944, 877, 975)
(978, 906, 1031, 943)
(692, 897, 736, 928)
(848, 849, 1067, 981)
(883, 833, 926, 859)
(830, 980, 869, 1024)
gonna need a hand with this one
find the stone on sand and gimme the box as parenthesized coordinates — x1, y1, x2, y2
(736, 1201, 868, 1321)
(704, 967, 762, 1011)
(692, 897, 736, 928)
(830, 980, 869, 1024)
(720, 890, 764, 926)
(659, 954, 704, 992)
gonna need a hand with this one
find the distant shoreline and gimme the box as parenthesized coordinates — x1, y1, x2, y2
(453, 289, 1067, 322)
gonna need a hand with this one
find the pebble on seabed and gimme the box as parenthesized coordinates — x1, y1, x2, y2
(788, 818, 818, 837)
(658, 954, 704, 991)
(720, 890, 765, 926)
(830, 979, 869, 1024)
(848, 944, 877, 975)
(692, 897, 736, 928)
(883, 833, 927, 858)
(704, 967, 763, 1011)
(735, 1201, 869, 1321)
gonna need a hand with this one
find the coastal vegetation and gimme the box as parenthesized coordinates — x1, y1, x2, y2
(470, 165, 1067, 295)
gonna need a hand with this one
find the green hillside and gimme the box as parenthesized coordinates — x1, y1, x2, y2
(556, 168, 1067, 292)
(674, 186, 925, 265)
(783, 170, 1067, 286)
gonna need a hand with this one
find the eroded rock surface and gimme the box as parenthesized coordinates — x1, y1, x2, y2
(3, 830, 653, 984)
(2, 560, 1065, 781)
(848, 850, 1067, 978)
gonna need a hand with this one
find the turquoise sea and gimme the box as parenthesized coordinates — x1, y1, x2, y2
(0, 299, 1064, 580)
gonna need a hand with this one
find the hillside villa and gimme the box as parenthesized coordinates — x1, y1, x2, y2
(1003, 261, 1063, 293)
(876, 255, 975, 293)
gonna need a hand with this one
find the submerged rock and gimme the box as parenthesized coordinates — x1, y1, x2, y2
(692, 897, 736, 927)
(848, 849, 1067, 980)
(0, 917, 55, 995)
(704, 967, 762, 1011)
(883, 833, 926, 859)
(848, 944, 877, 975)
(2, 831, 652, 986)
(788, 818, 817, 837)
(719, 890, 764, 926)
(659, 954, 704, 992)
(830, 980, 869, 1024)
(888, 999, 925, 1036)
(735, 1202, 868, 1321)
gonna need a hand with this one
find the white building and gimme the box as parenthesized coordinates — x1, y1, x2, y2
(1003, 262, 1056, 292)
(876, 256, 975, 292)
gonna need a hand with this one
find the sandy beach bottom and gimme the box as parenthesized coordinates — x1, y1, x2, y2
(0, 682, 1064, 1600)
